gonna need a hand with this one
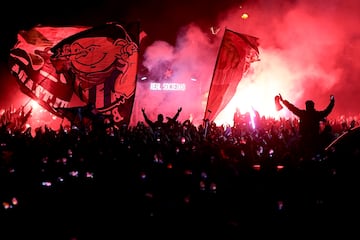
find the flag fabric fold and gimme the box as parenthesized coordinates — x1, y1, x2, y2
(204, 29, 260, 122)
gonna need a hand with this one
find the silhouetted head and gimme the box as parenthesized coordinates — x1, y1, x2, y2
(305, 100, 315, 110)
(157, 114, 164, 122)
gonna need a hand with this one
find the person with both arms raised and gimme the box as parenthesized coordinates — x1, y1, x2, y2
(277, 94, 335, 160)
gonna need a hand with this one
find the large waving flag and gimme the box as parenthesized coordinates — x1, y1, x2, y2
(8, 22, 140, 128)
(204, 29, 259, 122)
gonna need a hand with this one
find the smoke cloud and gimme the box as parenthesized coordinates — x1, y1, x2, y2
(131, 0, 360, 126)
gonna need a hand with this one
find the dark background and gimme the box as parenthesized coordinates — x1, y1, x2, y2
(0, 0, 240, 62)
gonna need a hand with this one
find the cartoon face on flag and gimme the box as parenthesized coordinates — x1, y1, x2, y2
(8, 22, 139, 127)
(50, 22, 139, 125)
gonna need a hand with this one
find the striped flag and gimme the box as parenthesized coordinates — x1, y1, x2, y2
(9, 22, 140, 128)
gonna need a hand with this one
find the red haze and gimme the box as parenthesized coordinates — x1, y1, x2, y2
(0, 0, 359, 130)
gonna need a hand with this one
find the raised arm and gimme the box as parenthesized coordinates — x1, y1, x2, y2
(171, 107, 182, 121)
(320, 95, 335, 118)
(141, 108, 153, 126)
(278, 94, 302, 116)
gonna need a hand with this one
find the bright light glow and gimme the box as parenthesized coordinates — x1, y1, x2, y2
(249, 107, 256, 129)
(29, 99, 40, 111)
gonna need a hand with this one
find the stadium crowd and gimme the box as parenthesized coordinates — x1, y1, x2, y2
(0, 105, 359, 239)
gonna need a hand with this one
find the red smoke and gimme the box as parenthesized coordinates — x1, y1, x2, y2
(132, 0, 360, 126)
(1, 0, 359, 130)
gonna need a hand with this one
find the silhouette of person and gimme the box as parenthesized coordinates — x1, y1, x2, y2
(233, 107, 242, 129)
(278, 94, 335, 159)
(141, 107, 182, 132)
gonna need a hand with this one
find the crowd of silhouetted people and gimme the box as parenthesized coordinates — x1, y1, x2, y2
(0, 104, 359, 239)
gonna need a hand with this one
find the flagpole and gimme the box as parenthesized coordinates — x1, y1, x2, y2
(203, 28, 228, 123)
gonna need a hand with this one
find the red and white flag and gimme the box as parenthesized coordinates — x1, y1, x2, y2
(9, 22, 140, 128)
